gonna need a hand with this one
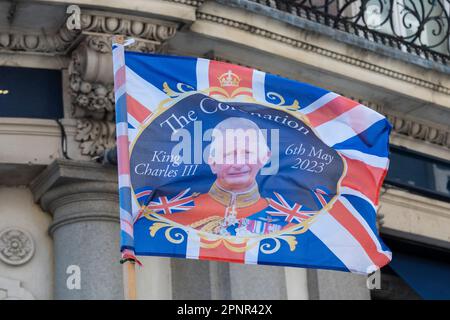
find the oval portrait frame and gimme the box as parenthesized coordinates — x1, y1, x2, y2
(129, 83, 347, 253)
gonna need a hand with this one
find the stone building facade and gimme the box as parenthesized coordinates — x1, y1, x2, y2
(0, 0, 449, 299)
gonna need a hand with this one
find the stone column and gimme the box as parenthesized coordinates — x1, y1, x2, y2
(30, 159, 123, 299)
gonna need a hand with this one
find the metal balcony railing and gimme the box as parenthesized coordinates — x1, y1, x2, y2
(250, 0, 450, 64)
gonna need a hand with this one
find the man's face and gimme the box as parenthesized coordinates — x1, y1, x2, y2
(209, 144, 269, 192)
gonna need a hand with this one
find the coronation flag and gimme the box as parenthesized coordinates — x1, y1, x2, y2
(113, 40, 392, 274)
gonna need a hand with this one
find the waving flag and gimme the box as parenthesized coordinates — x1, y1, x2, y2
(113, 40, 392, 274)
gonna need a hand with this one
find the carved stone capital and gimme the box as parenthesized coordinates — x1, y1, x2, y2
(79, 10, 177, 44)
(30, 159, 119, 235)
(0, 27, 78, 54)
(66, 11, 178, 158)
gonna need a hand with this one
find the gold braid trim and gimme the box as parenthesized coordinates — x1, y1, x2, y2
(190, 216, 223, 229)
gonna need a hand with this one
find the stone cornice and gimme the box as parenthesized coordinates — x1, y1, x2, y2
(195, 11, 450, 97)
(78, 10, 177, 46)
(0, 9, 178, 56)
(166, 0, 204, 7)
(380, 187, 450, 217)
(0, 28, 78, 55)
(351, 100, 450, 150)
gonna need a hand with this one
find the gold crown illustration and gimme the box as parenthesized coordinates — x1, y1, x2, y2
(218, 70, 240, 87)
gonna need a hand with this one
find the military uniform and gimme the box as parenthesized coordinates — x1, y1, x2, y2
(164, 182, 286, 235)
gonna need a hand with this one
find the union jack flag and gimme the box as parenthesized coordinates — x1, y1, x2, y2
(114, 44, 392, 273)
(267, 192, 316, 223)
(147, 189, 195, 215)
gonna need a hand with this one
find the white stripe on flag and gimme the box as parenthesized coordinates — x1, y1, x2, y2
(314, 105, 384, 146)
(310, 212, 375, 274)
(126, 66, 167, 111)
(118, 174, 131, 188)
(115, 83, 126, 99)
(186, 230, 200, 259)
(113, 48, 124, 74)
(116, 122, 128, 137)
(127, 127, 138, 145)
(252, 70, 266, 103)
(339, 196, 392, 261)
(127, 113, 141, 130)
(196, 58, 210, 91)
(245, 239, 260, 264)
(120, 207, 132, 220)
(300, 92, 339, 115)
(120, 219, 133, 236)
(131, 196, 140, 221)
(337, 149, 389, 169)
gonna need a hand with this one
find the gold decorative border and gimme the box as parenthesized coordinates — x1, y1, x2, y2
(131, 82, 347, 255)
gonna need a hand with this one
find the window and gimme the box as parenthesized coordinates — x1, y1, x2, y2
(386, 145, 450, 200)
(0, 66, 63, 119)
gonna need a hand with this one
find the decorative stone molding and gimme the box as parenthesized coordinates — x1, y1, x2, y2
(0, 277, 34, 300)
(196, 12, 450, 96)
(30, 159, 120, 236)
(67, 11, 178, 157)
(386, 113, 450, 149)
(0, 228, 35, 266)
(352, 99, 450, 149)
(78, 11, 177, 50)
(69, 36, 115, 156)
(0, 10, 177, 56)
(167, 0, 204, 7)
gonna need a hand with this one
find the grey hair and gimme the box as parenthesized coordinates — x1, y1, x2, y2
(208, 117, 270, 164)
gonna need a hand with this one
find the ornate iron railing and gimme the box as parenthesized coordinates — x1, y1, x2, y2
(250, 0, 450, 64)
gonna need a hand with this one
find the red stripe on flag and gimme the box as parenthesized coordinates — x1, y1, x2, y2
(199, 238, 247, 263)
(341, 156, 387, 205)
(307, 96, 360, 127)
(114, 65, 126, 91)
(127, 94, 152, 123)
(117, 135, 130, 175)
(208, 60, 253, 97)
(329, 200, 390, 268)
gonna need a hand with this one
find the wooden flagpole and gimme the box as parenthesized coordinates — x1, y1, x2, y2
(112, 34, 138, 300)
(123, 261, 137, 300)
